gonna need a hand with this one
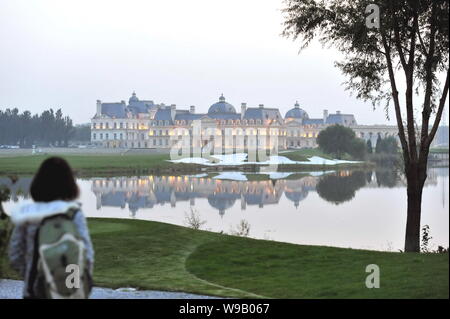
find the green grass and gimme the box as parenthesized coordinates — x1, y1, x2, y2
(430, 147, 449, 154)
(282, 148, 334, 162)
(0, 154, 201, 176)
(2, 218, 447, 298)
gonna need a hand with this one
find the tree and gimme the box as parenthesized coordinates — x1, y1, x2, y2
(72, 124, 91, 142)
(317, 124, 356, 159)
(366, 139, 373, 154)
(348, 138, 368, 160)
(384, 136, 399, 154)
(0, 107, 76, 147)
(375, 134, 383, 153)
(282, 0, 449, 252)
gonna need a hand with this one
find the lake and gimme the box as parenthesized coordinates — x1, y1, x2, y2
(2, 167, 448, 252)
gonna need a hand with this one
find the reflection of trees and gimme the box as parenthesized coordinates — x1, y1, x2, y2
(375, 170, 399, 188)
(316, 171, 367, 205)
(366, 171, 373, 184)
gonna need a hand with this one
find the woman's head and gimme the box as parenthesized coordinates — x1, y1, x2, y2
(30, 157, 79, 202)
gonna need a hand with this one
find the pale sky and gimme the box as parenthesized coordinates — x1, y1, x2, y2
(0, 0, 399, 125)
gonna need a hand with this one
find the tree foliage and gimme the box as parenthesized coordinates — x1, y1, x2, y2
(366, 139, 373, 154)
(0, 108, 75, 147)
(376, 136, 399, 154)
(317, 124, 367, 159)
(282, 0, 449, 252)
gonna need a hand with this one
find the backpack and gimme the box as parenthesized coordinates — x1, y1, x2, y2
(29, 208, 93, 299)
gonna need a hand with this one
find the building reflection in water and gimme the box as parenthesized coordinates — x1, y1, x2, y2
(0, 169, 439, 218)
(91, 175, 321, 217)
(93, 170, 394, 216)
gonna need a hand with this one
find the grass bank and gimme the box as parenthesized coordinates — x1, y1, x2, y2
(1, 218, 447, 298)
(0, 153, 201, 176)
(0, 150, 372, 177)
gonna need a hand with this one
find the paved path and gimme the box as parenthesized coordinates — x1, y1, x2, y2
(0, 279, 218, 299)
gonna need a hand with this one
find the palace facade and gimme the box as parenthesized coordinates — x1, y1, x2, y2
(90, 92, 399, 150)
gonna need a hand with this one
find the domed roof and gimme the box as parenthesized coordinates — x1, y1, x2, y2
(207, 193, 238, 216)
(208, 94, 236, 114)
(285, 101, 309, 119)
(129, 91, 139, 103)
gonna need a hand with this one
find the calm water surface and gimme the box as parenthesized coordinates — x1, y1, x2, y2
(2, 167, 448, 251)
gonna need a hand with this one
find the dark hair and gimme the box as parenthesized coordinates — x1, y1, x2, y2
(30, 157, 79, 202)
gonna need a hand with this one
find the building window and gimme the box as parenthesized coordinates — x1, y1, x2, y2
(153, 139, 156, 146)
(93, 133, 96, 140)
(120, 122, 123, 129)
(105, 133, 109, 139)
(120, 133, 123, 139)
(114, 133, 117, 139)
(100, 133, 103, 139)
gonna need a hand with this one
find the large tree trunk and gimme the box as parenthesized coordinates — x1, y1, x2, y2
(404, 162, 427, 252)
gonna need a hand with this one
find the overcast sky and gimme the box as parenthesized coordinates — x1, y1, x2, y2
(0, 0, 402, 125)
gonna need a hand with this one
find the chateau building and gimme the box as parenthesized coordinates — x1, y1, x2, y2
(91, 92, 399, 150)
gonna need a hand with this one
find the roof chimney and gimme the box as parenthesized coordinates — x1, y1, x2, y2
(323, 109, 328, 122)
(336, 110, 341, 115)
(259, 104, 264, 109)
(96, 100, 102, 116)
(190, 105, 195, 114)
(241, 103, 247, 120)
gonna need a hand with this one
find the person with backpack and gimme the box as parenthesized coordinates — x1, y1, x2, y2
(8, 157, 94, 299)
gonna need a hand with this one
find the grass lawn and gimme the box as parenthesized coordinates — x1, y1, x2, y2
(0, 153, 200, 176)
(282, 148, 334, 161)
(430, 147, 449, 154)
(2, 218, 447, 298)
(0, 151, 372, 177)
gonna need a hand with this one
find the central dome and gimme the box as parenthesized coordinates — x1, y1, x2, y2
(285, 101, 309, 119)
(208, 94, 236, 114)
(129, 91, 139, 103)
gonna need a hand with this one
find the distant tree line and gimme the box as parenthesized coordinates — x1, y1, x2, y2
(0, 108, 89, 147)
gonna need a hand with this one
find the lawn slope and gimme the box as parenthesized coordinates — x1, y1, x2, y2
(1, 218, 447, 298)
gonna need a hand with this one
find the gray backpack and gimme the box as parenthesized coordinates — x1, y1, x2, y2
(29, 209, 92, 299)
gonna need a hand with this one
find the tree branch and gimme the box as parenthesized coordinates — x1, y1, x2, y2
(405, 11, 419, 162)
(425, 68, 449, 150)
(419, 1, 438, 163)
(381, 32, 410, 163)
